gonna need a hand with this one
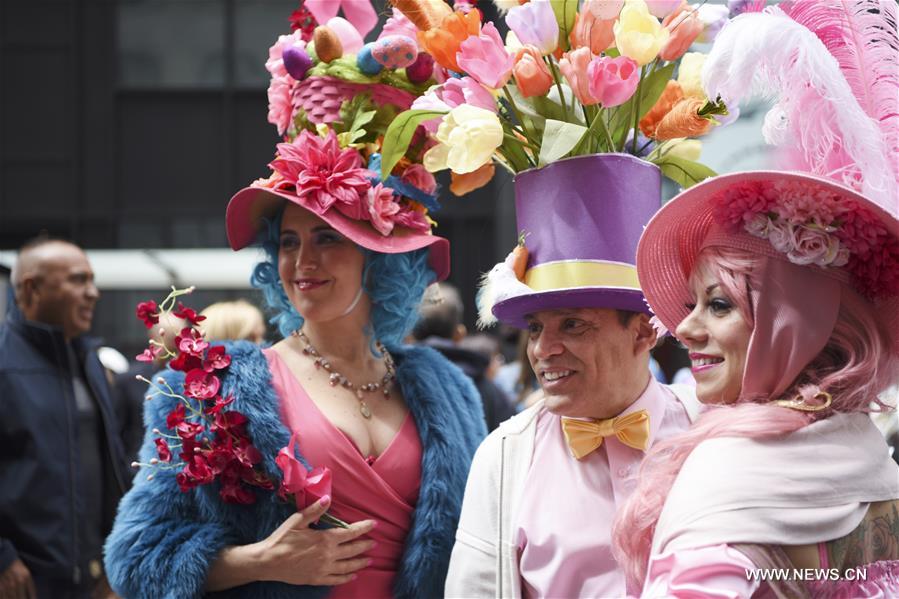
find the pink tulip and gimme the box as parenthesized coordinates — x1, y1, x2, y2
(440, 77, 498, 113)
(570, 10, 616, 55)
(512, 46, 554, 98)
(587, 55, 640, 107)
(646, 0, 684, 18)
(506, 0, 559, 55)
(659, 4, 703, 61)
(559, 47, 599, 106)
(457, 22, 515, 89)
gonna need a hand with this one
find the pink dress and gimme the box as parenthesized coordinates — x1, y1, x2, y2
(265, 348, 423, 599)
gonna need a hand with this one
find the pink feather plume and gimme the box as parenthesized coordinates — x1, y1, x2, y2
(702, 2, 898, 213)
(783, 0, 899, 202)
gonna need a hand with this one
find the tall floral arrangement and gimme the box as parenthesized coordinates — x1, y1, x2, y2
(381, 0, 736, 192)
(258, 0, 453, 232)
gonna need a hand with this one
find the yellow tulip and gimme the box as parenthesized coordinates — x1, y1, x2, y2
(666, 138, 702, 161)
(677, 52, 707, 99)
(425, 105, 504, 174)
(613, 0, 669, 66)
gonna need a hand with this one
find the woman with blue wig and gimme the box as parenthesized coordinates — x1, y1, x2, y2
(103, 4, 487, 595)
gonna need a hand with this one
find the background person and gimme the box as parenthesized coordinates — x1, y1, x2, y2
(0, 237, 128, 599)
(411, 282, 516, 431)
(199, 299, 266, 344)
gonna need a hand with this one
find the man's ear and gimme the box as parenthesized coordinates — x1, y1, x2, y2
(16, 275, 40, 310)
(632, 313, 657, 355)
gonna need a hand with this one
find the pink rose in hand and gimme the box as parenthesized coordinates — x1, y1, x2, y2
(587, 55, 640, 107)
(276, 433, 334, 509)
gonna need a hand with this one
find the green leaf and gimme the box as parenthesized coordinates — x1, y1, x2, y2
(380, 109, 446, 179)
(609, 63, 676, 148)
(636, 63, 675, 120)
(653, 155, 717, 189)
(539, 119, 587, 166)
(551, 0, 578, 52)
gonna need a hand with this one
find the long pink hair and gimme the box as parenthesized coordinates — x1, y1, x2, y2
(613, 246, 898, 588)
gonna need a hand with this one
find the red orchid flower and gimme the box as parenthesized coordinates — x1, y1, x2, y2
(154, 438, 172, 462)
(203, 346, 232, 372)
(136, 301, 160, 329)
(184, 368, 221, 400)
(173, 302, 207, 325)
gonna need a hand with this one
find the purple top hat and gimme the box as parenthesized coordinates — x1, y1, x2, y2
(488, 153, 662, 328)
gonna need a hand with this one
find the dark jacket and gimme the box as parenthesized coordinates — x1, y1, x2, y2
(0, 309, 129, 589)
(421, 337, 517, 431)
(104, 341, 487, 599)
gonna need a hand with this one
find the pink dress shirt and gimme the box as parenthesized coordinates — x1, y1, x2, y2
(514, 379, 691, 598)
(265, 348, 423, 599)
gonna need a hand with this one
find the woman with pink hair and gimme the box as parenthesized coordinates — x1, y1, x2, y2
(614, 169, 899, 596)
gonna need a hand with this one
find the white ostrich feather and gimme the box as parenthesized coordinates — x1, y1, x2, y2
(476, 252, 533, 329)
(702, 7, 897, 212)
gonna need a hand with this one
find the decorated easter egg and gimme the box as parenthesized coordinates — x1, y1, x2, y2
(406, 52, 435, 84)
(313, 26, 343, 63)
(371, 35, 418, 70)
(357, 44, 384, 76)
(282, 45, 313, 80)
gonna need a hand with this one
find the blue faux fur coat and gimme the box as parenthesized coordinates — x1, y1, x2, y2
(104, 342, 487, 599)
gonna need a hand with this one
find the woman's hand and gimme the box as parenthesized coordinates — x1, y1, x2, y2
(257, 496, 377, 586)
(205, 496, 376, 591)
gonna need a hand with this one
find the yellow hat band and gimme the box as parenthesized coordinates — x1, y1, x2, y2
(524, 260, 641, 292)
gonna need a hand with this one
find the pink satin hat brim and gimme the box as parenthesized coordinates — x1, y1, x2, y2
(225, 186, 451, 282)
(636, 170, 899, 354)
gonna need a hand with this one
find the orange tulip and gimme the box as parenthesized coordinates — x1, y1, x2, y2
(652, 97, 712, 140)
(570, 10, 616, 55)
(418, 10, 481, 73)
(640, 79, 683, 137)
(512, 46, 554, 98)
(450, 162, 495, 196)
(659, 4, 703, 61)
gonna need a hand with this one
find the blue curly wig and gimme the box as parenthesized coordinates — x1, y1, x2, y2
(249, 208, 436, 348)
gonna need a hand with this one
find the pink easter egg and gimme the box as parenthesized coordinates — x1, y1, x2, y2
(372, 35, 417, 70)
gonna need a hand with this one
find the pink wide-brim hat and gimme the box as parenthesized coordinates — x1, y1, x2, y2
(225, 186, 451, 282)
(637, 170, 899, 355)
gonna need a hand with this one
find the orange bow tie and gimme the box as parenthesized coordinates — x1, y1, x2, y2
(561, 410, 651, 459)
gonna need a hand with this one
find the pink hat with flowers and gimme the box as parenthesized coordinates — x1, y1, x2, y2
(637, 1, 899, 399)
(225, 0, 452, 280)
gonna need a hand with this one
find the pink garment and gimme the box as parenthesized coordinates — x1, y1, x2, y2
(515, 379, 691, 598)
(265, 349, 422, 599)
(642, 543, 899, 598)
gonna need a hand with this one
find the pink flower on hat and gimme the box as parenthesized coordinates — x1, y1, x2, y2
(366, 183, 401, 236)
(401, 164, 437, 195)
(266, 76, 293, 136)
(266, 31, 305, 78)
(713, 179, 899, 299)
(394, 204, 432, 233)
(269, 130, 373, 216)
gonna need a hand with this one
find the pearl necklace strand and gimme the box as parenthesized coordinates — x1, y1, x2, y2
(293, 329, 395, 419)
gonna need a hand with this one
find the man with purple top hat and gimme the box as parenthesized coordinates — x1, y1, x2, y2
(445, 154, 701, 598)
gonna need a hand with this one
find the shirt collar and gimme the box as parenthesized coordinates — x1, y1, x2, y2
(617, 377, 667, 449)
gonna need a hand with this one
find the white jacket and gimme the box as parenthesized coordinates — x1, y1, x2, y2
(445, 385, 700, 598)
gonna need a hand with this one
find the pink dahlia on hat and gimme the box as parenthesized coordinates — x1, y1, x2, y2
(637, 0, 899, 399)
(226, 0, 452, 280)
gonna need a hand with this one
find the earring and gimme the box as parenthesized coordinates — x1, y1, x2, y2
(772, 391, 833, 412)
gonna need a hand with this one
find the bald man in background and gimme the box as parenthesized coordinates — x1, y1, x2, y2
(0, 237, 128, 599)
